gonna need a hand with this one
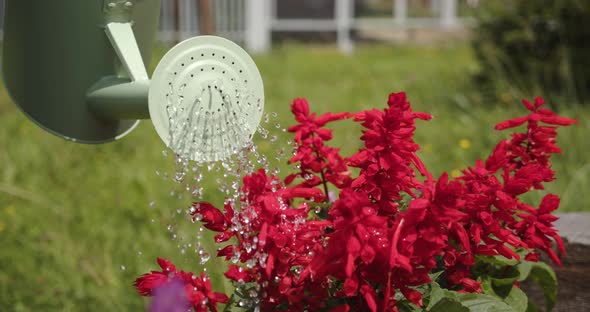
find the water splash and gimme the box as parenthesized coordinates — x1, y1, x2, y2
(140, 90, 295, 311)
(165, 79, 262, 163)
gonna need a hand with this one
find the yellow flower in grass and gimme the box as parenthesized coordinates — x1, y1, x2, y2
(4, 206, 16, 216)
(451, 169, 462, 178)
(500, 92, 513, 104)
(459, 139, 471, 150)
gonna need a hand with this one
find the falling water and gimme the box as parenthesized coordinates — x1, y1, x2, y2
(121, 63, 301, 310)
(164, 78, 263, 163)
(140, 82, 289, 271)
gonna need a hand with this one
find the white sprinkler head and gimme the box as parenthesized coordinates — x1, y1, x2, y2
(149, 36, 264, 162)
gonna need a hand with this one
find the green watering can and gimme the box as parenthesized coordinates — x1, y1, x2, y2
(2, 0, 264, 162)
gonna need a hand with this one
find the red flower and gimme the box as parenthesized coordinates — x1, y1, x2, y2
(288, 98, 350, 143)
(224, 265, 254, 283)
(134, 93, 574, 312)
(348, 92, 432, 216)
(134, 259, 228, 312)
(287, 98, 353, 194)
(134, 258, 173, 296)
(495, 97, 577, 130)
(515, 194, 565, 265)
(190, 201, 234, 243)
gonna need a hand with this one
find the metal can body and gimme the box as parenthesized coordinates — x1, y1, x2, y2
(2, 0, 161, 143)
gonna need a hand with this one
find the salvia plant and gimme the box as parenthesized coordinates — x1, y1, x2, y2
(135, 92, 576, 312)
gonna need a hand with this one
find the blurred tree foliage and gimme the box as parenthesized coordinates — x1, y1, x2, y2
(472, 0, 590, 106)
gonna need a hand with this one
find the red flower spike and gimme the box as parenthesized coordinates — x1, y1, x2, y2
(495, 97, 577, 130)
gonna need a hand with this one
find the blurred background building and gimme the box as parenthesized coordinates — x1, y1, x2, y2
(0, 0, 476, 54)
(157, 0, 473, 53)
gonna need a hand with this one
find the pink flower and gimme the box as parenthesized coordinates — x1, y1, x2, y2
(150, 279, 190, 312)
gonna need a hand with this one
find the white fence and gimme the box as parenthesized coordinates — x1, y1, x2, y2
(160, 0, 465, 54)
(0, 0, 467, 53)
(159, 0, 246, 44)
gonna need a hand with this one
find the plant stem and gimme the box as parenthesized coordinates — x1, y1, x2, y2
(310, 133, 331, 203)
(318, 167, 330, 203)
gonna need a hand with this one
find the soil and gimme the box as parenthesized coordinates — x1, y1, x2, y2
(522, 241, 590, 311)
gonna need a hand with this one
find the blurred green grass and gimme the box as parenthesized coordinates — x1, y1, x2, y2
(0, 42, 588, 311)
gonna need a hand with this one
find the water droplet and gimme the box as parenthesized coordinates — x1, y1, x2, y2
(200, 252, 211, 264)
(173, 172, 185, 183)
(193, 213, 203, 222)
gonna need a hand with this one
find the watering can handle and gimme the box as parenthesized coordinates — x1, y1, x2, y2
(105, 22, 150, 82)
(86, 21, 153, 120)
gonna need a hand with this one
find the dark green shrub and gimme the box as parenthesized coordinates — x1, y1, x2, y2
(472, 0, 590, 106)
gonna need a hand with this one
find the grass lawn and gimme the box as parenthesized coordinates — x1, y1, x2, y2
(0, 42, 588, 311)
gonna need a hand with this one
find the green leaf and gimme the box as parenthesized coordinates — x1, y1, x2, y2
(482, 257, 557, 312)
(514, 260, 557, 311)
(396, 299, 423, 312)
(429, 271, 444, 283)
(459, 293, 515, 312)
(491, 269, 520, 287)
(482, 277, 527, 312)
(428, 282, 516, 312)
(427, 282, 461, 309)
(477, 254, 519, 266)
(502, 286, 528, 312)
(515, 261, 533, 282)
(430, 298, 469, 312)
(528, 262, 557, 312)
(481, 278, 496, 295)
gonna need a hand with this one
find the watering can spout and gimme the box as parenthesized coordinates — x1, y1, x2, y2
(87, 79, 151, 120)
